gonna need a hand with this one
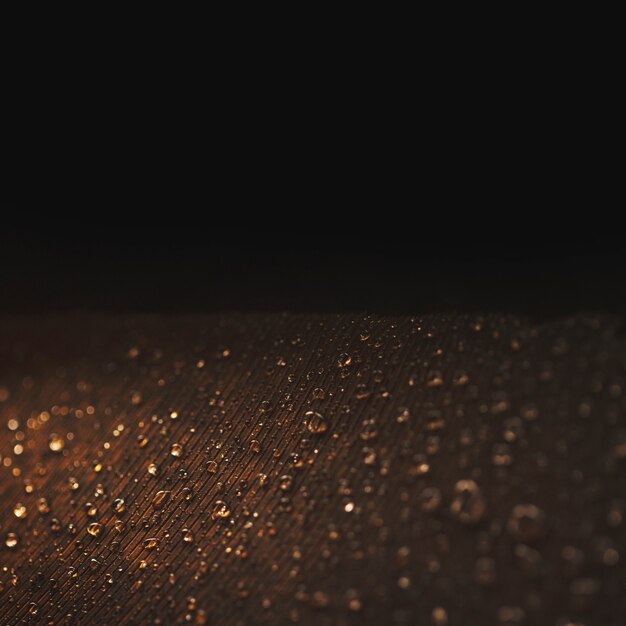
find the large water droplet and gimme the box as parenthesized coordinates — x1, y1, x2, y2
(506, 504, 546, 543)
(152, 490, 171, 510)
(87, 523, 103, 537)
(304, 411, 328, 434)
(450, 479, 486, 524)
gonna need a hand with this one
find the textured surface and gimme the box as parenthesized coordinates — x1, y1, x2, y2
(1, 313, 626, 625)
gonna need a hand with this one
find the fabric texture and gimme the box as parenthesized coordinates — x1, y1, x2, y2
(1, 313, 625, 625)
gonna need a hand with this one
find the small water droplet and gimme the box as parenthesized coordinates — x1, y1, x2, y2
(87, 523, 103, 537)
(304, 411, 328, 434)
(211, 500, 231, 520)
(312, 387, 325, 400)
(114, 520, 126, 533)
(311, 590, 330, 608)
(49, 433, 65, 452)
(431, 607, 448, 625)
(84, 501, 98, 517)
(36, 498, 50, 514)
(426, 370, 444, 387)
(13, 503, 27, 519)
(152, 490, 171, 510)
(279, 475, 293, 491)
(170, 443, 184, 457)
(346, 589, 362, 611)
(450, 479, 486, 524)
(507, 504, 547, 543)
(419, 487, 442, 512)
(337, 353, 352, 368)
(259, 400, 272, 413)
(143, 537, 160, 549)
(5, 532, 19, 548)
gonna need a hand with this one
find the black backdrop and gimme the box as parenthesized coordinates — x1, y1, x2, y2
(1, 210, 624, 320)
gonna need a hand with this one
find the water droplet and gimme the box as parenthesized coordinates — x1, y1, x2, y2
(50, 518, 62, 532)
(114, 520, 126, 533)
(183, 529, 194, 542)
(87, 523, 103, 537)
(345, 589, 362, 611)
(12, 502, 27, 519)
(137, 435, 149, 448)
(398, 576, 411, 589)
(152, 490, 171, 509)
(170, 443, 184, 457)
(419, 487, 442, 512)
(249, 439, 261, 453)
(311, 590, 330, 608)
(68, 477, 80, 491)
(143, 537, 160, 549)
(211, 500, 231, 520)
(450, 480, 486, 524)
(148, 463, 158, 476)
(304, 411, 327, 434)
(206, 461, 218, 473)
(426, 370, 444, 387)
(337, 353, 352, 368)
(474, 556, 497, 586)
(452, 371, 469, 386)
(496, 605, 525, 625)
(5, 532, 19, 548)
(507, 504, 546, 543)
(521, 404, 539, 421)
(36, 497, 50, 514)
(312, 387, 325, 400)
(396, 407, 410, 423)
(130, 390, 143, 405)
(113, 498, 125, 513)
(85, 502, 98, 517)
(360, 419, 378, 441)
(569, 577, 600, 610)
(279, 475, 293, 491)
(362, 447, 377, 465)
(48, 433, 64, 452)
(432, 607, 448, 625)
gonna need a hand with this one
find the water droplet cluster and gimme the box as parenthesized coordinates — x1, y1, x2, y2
(0, 313, 624, 624)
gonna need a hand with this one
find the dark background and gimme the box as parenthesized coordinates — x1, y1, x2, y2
(1, 204, 624, 320)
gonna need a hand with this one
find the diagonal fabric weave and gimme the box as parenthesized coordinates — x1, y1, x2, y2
(1, 313, 625, 625)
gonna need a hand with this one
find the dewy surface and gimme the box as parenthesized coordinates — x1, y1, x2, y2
(0, 313, 625, 625)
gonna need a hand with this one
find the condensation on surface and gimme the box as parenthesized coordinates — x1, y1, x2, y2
(0, 313, 625, 625)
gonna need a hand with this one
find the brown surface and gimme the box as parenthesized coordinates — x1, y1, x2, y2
(1, 313, 626, 625)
